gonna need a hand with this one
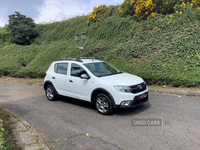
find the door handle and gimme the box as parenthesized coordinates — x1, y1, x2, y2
(69, 80, 73, 83)
(52, 77, 55, 79)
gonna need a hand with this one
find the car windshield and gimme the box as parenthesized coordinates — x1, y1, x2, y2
(84, 62, 122, 77)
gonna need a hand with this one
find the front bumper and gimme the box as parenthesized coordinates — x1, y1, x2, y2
(114, 92, 149, 109)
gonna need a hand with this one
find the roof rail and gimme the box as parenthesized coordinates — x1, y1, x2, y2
(77, 57, 101, 60)
(56, 57, 102, 63)
(56, 58, 76, 61)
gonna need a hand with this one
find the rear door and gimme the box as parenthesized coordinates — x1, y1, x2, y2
(52, 62, 70, 96)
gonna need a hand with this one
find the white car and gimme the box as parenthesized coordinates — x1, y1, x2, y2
(44, 57, 148, 115)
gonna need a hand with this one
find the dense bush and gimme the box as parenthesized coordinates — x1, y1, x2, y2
(8, 12, 37, 45)
(0, 119, 5, 150)
(119, 0, 200, 21)
(87, 4, 111, 24)
(191, 0, 200, 6)
(119, 0, 156, 20)
(118, 0, 135, 17)
(1, 4, 200, 86)
(152, 0, 177, 14)
(174, 3, 200, 22)
(0, 26, 11, 45)
(134, 0, 155, 20)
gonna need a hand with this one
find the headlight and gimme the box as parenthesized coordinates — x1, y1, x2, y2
(114, 85, 132, 93)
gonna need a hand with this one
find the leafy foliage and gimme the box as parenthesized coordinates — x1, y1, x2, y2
(118, 0, 135, 17)
(191, 0, 200, 6)
(169, 1, 200, 22)
(1, 5, 200, 86)
(0, 119, 5, 150)
(134, 0, 155, 20)
(119, 0, 200, 21)
(87, 4, 111, 24)
(119, 0, 155, 20)
(173, 3, 200, 22)
(8, 12, 37, 45)
(153, 0, 177, 14)
(0, 26, 11, 45)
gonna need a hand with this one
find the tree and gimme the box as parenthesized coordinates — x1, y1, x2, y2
(8, 12, 37, 45)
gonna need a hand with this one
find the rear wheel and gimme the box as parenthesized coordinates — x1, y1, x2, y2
(95, 94, 113, 115)
(45, 85, 57, 101)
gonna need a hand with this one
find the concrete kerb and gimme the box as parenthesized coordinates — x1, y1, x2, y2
(3, 108, 124, 150)
(2, 108, 50, 150)
(149, 87, 200, 97)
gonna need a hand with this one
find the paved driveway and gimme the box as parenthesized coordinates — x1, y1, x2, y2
(0, 84, 200, 150)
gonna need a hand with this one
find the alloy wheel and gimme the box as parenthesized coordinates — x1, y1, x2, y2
(96, 97, 109, 113)
(46, 86, 54, 100)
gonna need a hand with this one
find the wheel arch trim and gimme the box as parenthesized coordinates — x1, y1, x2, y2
(91, 88, 117, 109)
(44, 81, 59, 95)
(44, 80, 54, 90)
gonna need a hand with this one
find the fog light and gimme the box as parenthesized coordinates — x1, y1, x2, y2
(120, 101, 131, 106)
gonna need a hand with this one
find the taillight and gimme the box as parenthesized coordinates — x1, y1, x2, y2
(44, 73, 47, 78)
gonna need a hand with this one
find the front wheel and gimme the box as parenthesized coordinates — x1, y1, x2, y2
(45, 85, 57, 101)
(95, 94, 113, 115)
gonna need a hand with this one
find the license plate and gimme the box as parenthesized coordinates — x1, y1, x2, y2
(138, 92, 148, 100)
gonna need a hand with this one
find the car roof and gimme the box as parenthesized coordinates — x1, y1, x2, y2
(81, 59, 103, 64)
(55, 57, 104, 64)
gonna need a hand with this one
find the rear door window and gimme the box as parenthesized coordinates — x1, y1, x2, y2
(55, 63, 68, 75)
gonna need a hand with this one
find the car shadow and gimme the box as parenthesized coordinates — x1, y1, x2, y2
(57, 96, 151, 116)
(111, 102, 151, 116)
(58, 96, 95, 110)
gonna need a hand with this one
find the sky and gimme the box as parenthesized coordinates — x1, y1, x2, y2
(0, 0, 123, 27)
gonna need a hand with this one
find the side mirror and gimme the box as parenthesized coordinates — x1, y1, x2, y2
(80, 74, 90, 79)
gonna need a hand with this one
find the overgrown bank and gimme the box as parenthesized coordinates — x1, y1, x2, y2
(0, 4, 200, 87)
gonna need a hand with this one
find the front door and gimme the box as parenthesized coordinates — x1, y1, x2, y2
(67, 63, 92, 101)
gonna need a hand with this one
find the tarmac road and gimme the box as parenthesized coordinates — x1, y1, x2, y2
(0, 83, 200, 150)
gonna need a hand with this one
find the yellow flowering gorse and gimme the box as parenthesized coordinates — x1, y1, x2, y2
(147, 11, 158, 20)
(119, 0, 155, 21)
(134, 0, 155, 20)
(171, 0, 200, 20)
(164, 0, 176, 14)
(191, 0, 200, 6)
(87, 4, 110, 24)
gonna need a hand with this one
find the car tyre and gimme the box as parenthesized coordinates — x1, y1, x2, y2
(95, 93, 113, 115)
(45, 85, 58, 101)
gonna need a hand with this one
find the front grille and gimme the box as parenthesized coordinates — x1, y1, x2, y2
(130, 82, 147, 94)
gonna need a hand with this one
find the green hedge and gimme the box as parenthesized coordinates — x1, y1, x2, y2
(0, 5, 200, 86)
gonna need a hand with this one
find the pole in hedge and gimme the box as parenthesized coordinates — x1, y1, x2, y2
(74, 29, 86, 58)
